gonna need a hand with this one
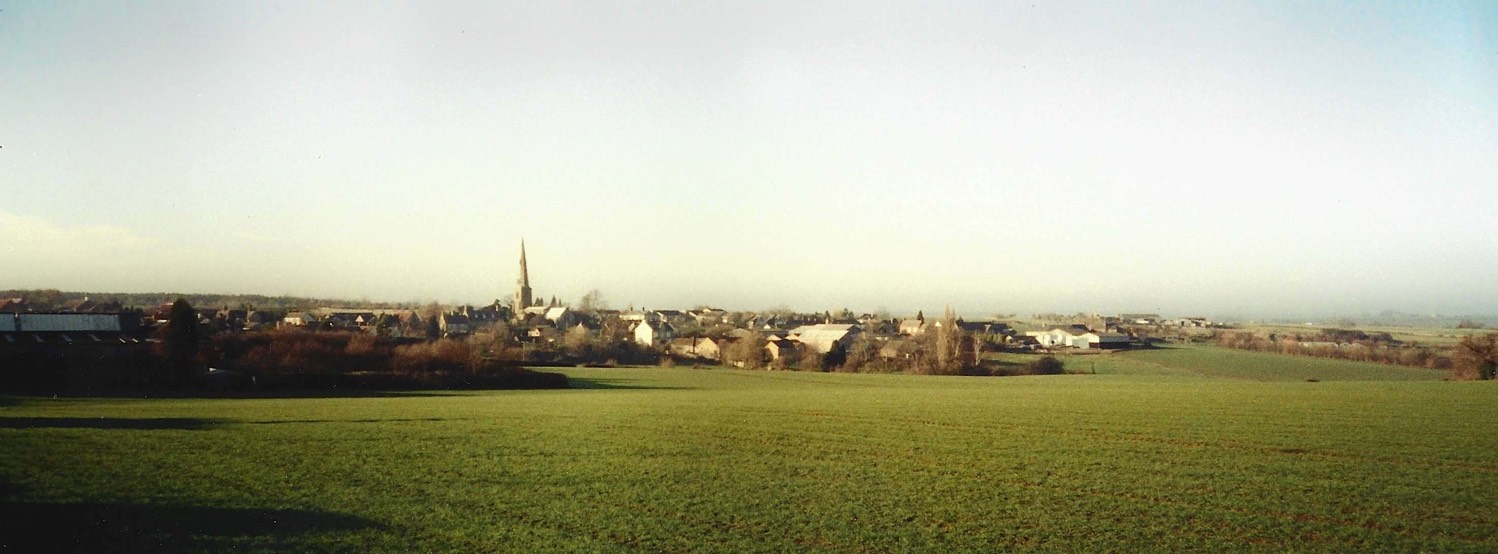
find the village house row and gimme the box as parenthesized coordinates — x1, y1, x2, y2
(0, 244, 1218, 364)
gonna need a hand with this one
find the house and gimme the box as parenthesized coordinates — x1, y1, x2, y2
(794, 324, 861, 354)
(60, 298, 94, 312)
(898, 318, 927, 335)
(689, 309, 727, 326)
(652, 310, 688, 323)
(325, 311, 376, 330)
(282, 312, 318, 327)
(668, 337, 720, 360)
(465, 302, 510, 324)
(764, 339, 800, 361)
(633, 320, 674, 347)
(545, 306, 579, 328)
(439, 313, 472, 336)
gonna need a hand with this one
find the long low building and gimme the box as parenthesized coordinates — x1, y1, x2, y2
(1, 312, 152, 391)
(1025, 326, 1130, 349)
(3, 313, 126, 332)
(788, 323, 861, 354)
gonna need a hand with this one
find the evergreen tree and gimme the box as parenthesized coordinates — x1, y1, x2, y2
(822, 341, 847, 371)
(934, 305, 962, 374)
(165, 298, 199, 383)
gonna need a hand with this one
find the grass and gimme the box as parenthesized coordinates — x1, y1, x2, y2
(2, 365, 1494, 551)
(987, 344, 1448, 381)
(1240, 323, 1488, 347)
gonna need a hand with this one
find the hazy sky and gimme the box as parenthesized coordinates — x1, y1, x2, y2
(3, 1, 1496, 318)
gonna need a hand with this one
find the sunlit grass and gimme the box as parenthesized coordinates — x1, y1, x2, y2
(2, 366, 1493, 551)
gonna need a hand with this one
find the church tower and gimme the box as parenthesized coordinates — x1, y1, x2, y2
(514, 239, 533, 313)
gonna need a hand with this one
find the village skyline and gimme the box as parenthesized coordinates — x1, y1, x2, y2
(4, 2, 1496, 318)
(6, 234, 1496, 325)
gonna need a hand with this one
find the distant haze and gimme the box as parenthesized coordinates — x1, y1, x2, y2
(3, 1, 1496, 318)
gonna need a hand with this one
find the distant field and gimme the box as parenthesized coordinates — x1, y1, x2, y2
(1240, 323, 1487, 347)
(2, 365, 1493, 551)
(990, 344, 1449, 381)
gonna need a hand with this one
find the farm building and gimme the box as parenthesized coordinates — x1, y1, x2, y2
(792, 324, 861, 354)
(1026, 326, 1130, 349)
(668, 337, 720, 360)
(0, 312, 151, 391)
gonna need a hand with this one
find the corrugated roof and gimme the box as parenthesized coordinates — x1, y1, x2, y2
(18, 313, 122, 332)
(796, 324, 860, 353)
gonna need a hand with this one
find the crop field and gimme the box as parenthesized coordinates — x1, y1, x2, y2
(1240, 323, 1486, 347)
(1075, 344, 1451, 381)
(982, 344, 1449, 381)
(2, 364, 1494, 552)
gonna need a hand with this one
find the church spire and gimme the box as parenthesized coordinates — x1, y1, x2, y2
(514, 239, 533, 314)
(518, 239, 529, 288)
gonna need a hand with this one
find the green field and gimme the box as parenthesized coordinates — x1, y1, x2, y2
(1037, 344, 1452, 381)
(1241, 323, 1487, 347)
(2, 360, 1494, 551)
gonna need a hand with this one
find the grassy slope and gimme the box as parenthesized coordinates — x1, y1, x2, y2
(1093, 344, 1451, 381)
(986, 344, 1448, 381)
(2, 367, 1494, 552)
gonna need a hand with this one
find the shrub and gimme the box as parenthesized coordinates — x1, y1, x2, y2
(1026, 356, 1065, 375)
(1453, 333, 1498, 380)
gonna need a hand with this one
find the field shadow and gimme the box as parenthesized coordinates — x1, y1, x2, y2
(566, 377, 690, 390)
(1129, 344, 1185, 351)
(0, 500, 380, 551)
(245, 417, 454, 425)
(0, 417, 221, 431)
(85, 390, 464, 400)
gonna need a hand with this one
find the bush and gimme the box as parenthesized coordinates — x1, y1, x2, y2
(205, 330, 569, 389)
(1026, 356, 1065, 375)
(1453, 333, 1498, 380)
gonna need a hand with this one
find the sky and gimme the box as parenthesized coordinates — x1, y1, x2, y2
(3, 1, 1496, 319)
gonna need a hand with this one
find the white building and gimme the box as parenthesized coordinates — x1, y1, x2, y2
(632, 320, 675, 347)
(1026, 326, 1129, 349)
(792, 323, 861, 354)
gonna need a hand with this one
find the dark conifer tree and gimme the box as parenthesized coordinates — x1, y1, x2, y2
(165, 298, 199, 383)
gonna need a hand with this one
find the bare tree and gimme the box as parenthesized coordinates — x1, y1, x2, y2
(578, 289, 608, 314)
